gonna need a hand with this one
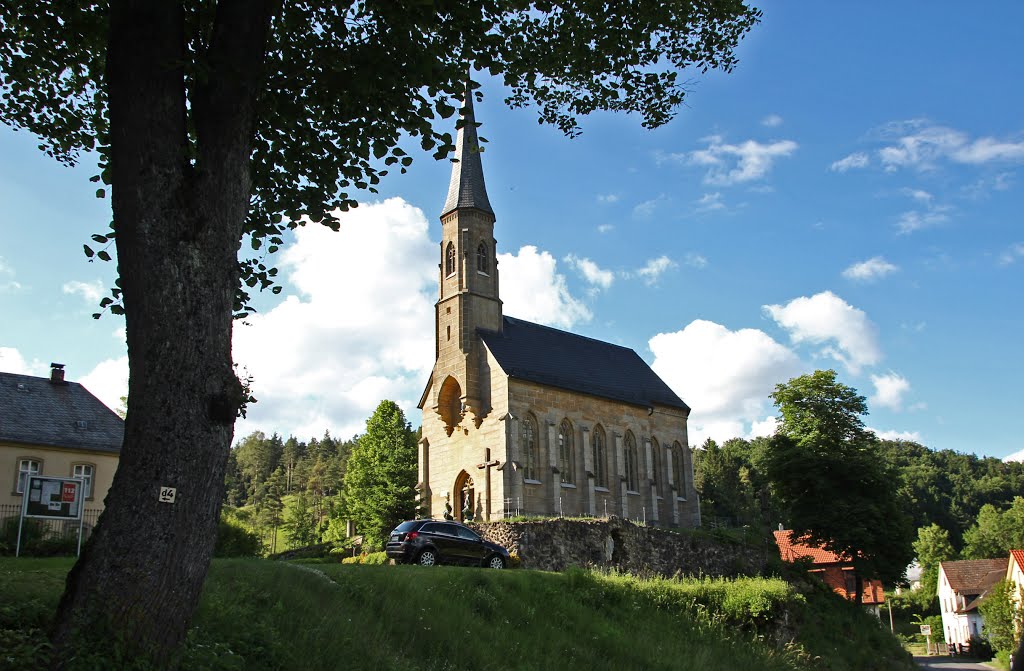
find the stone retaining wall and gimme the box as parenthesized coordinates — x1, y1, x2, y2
(471, 516, 771, 578)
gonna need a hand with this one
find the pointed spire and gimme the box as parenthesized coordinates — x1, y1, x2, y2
(441, 80, 493, 217)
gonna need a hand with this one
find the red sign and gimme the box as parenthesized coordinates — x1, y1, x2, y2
(62, 482, 77, 502)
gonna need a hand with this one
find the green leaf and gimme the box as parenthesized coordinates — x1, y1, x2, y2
(95, 188, 105, 198)
(83, 245, 94, 258)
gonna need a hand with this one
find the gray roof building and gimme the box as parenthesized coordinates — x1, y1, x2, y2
(0, 368, 123, 454)
(480, 317, 689, 411)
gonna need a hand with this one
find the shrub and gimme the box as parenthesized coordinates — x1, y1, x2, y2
(340, 551, 388, 565)
(214, 517, 262, 558)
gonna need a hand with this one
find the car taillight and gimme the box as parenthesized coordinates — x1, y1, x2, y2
(405, 531, 418, 541)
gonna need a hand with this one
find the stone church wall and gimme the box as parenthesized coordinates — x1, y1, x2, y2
(505, 379, 699, 527)
(473, 517, 771, 578)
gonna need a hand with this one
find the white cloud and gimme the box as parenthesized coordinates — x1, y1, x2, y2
(683, 253, 708, 269)
(870, 428, 923, 442)
(0, 347, 47, 375)
(596, 193, 620, 204)
(842, 256, 899, 282)
(1004, 448, 1024, 463)
(596, 224, 614, 234)
(870, 372, 911, 411)
(80, 357, 129, 414)
(232, 198, 439, 440)
(634, 256, 677, 285)
(897, 206, 951, 234)
(696, 192, 725, 212)
(830, 152, 869, 172)
(650, 320, 804, 447)
(998, 243, 1024, 266)
(0, 256, 22, 292)
(877, 121, 1024, 171)
(62, 279, 105, 305)
(683, 135, 798, 185)
(564, 254, 615, 290)
(632, 195, 667, 218)
(498, 246, 591, 328)
(763, 291, 881, 373)
(761, 114, 783, 127)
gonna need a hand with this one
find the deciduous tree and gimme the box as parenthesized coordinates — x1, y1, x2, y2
(342, 400, 417, 548)
(765, 370, 913, 602)
(0, 1, 760, 663)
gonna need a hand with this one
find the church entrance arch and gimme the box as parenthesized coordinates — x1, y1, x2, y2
(454, 470, 475, 522)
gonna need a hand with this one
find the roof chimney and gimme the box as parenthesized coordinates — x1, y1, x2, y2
(50, 362, 67, 385)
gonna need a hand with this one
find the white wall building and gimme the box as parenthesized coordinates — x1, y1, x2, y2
(938, 558, 1006, 647)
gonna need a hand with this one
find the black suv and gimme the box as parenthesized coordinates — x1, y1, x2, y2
(386, 520, 510, 569)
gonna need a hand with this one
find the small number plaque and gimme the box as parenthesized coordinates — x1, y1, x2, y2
(159, 487, 177, 504)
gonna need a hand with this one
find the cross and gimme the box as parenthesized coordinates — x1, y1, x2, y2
(476, 447, 502, 521)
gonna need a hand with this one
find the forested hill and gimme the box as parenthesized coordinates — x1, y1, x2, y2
(695, 436, 1024, 551)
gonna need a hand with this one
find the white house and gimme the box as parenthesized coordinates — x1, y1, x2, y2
(938, 558, 1006, 647)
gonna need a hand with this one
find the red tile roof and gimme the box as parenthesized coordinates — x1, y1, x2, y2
(1010, 550, 1024, 573)
(773, 530, 885, 604)
(939, 558, 1007, 593)
(773, 530, 849, 563)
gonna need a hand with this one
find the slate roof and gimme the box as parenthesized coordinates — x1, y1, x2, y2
(440, 85, 494, 217)
(940, 558, 1006, 594)
(479, 316, 689, 411)
(0, 371, 123, 454)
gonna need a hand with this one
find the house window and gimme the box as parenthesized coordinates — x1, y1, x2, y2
(476, 242, 489, 274)
(72, 463, 95, 499)
(592, 425, 608, 488)
(522, 415, 539, 481)
(673, 441, 687, 498)
(558, 420, 575, 485)
(650, 438, 660, 495)
(16, 459, 40, 494)
(445, 242, 456, 276)
(624, 432, 639, 492)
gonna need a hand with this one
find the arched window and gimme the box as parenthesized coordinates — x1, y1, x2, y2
(624, 432, 639, 492)
(558, 419, 575, 485)
(445, 242, 456, 276)
(673, 441, 687, 498)
(592, 425, 607, 488)
(650, 438, 660, 496)
(522, 415, 539, 481)
(476, 241, 489, 274)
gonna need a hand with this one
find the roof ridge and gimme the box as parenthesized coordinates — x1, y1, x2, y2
(501, 316, 638, 353)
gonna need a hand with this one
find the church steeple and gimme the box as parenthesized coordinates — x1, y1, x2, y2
(428, 80, 502, 431)
(441, 85, 493, 217)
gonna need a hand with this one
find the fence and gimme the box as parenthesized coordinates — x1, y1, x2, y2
(0, 503, 102, 555)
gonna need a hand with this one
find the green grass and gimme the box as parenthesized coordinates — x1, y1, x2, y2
(0, 557, 915, 671)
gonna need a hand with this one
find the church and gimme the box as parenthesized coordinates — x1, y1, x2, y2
(417, 92, 699, 529)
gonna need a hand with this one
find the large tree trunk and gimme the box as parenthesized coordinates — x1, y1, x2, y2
(50, 1, 272, 666)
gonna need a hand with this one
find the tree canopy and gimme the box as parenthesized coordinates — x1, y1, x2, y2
(1, 1, 761, 664)
(764, 370, 914, 598)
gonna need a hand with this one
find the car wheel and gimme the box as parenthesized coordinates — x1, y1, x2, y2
(417, 549, 438, 567)
(486, 554, 505, 569)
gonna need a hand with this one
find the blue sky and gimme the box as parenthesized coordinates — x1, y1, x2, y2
(1, 3, 1022, 460)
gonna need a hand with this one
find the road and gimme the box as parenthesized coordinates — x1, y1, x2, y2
(914, 655, 996, 670)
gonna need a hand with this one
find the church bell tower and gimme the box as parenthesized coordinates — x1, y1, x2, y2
(432, 85, 502, 433)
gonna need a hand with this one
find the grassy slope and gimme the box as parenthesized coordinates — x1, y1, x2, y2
(0, 558, 914, 671)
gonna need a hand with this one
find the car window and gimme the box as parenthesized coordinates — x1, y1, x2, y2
(438, 524, 460, 536)
(456, 526, 479, 541)
(395, 521, 419, 533)
(420, 523, 443, 534)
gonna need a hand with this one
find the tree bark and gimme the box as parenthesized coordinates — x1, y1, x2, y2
(50, 1, 273, 666)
